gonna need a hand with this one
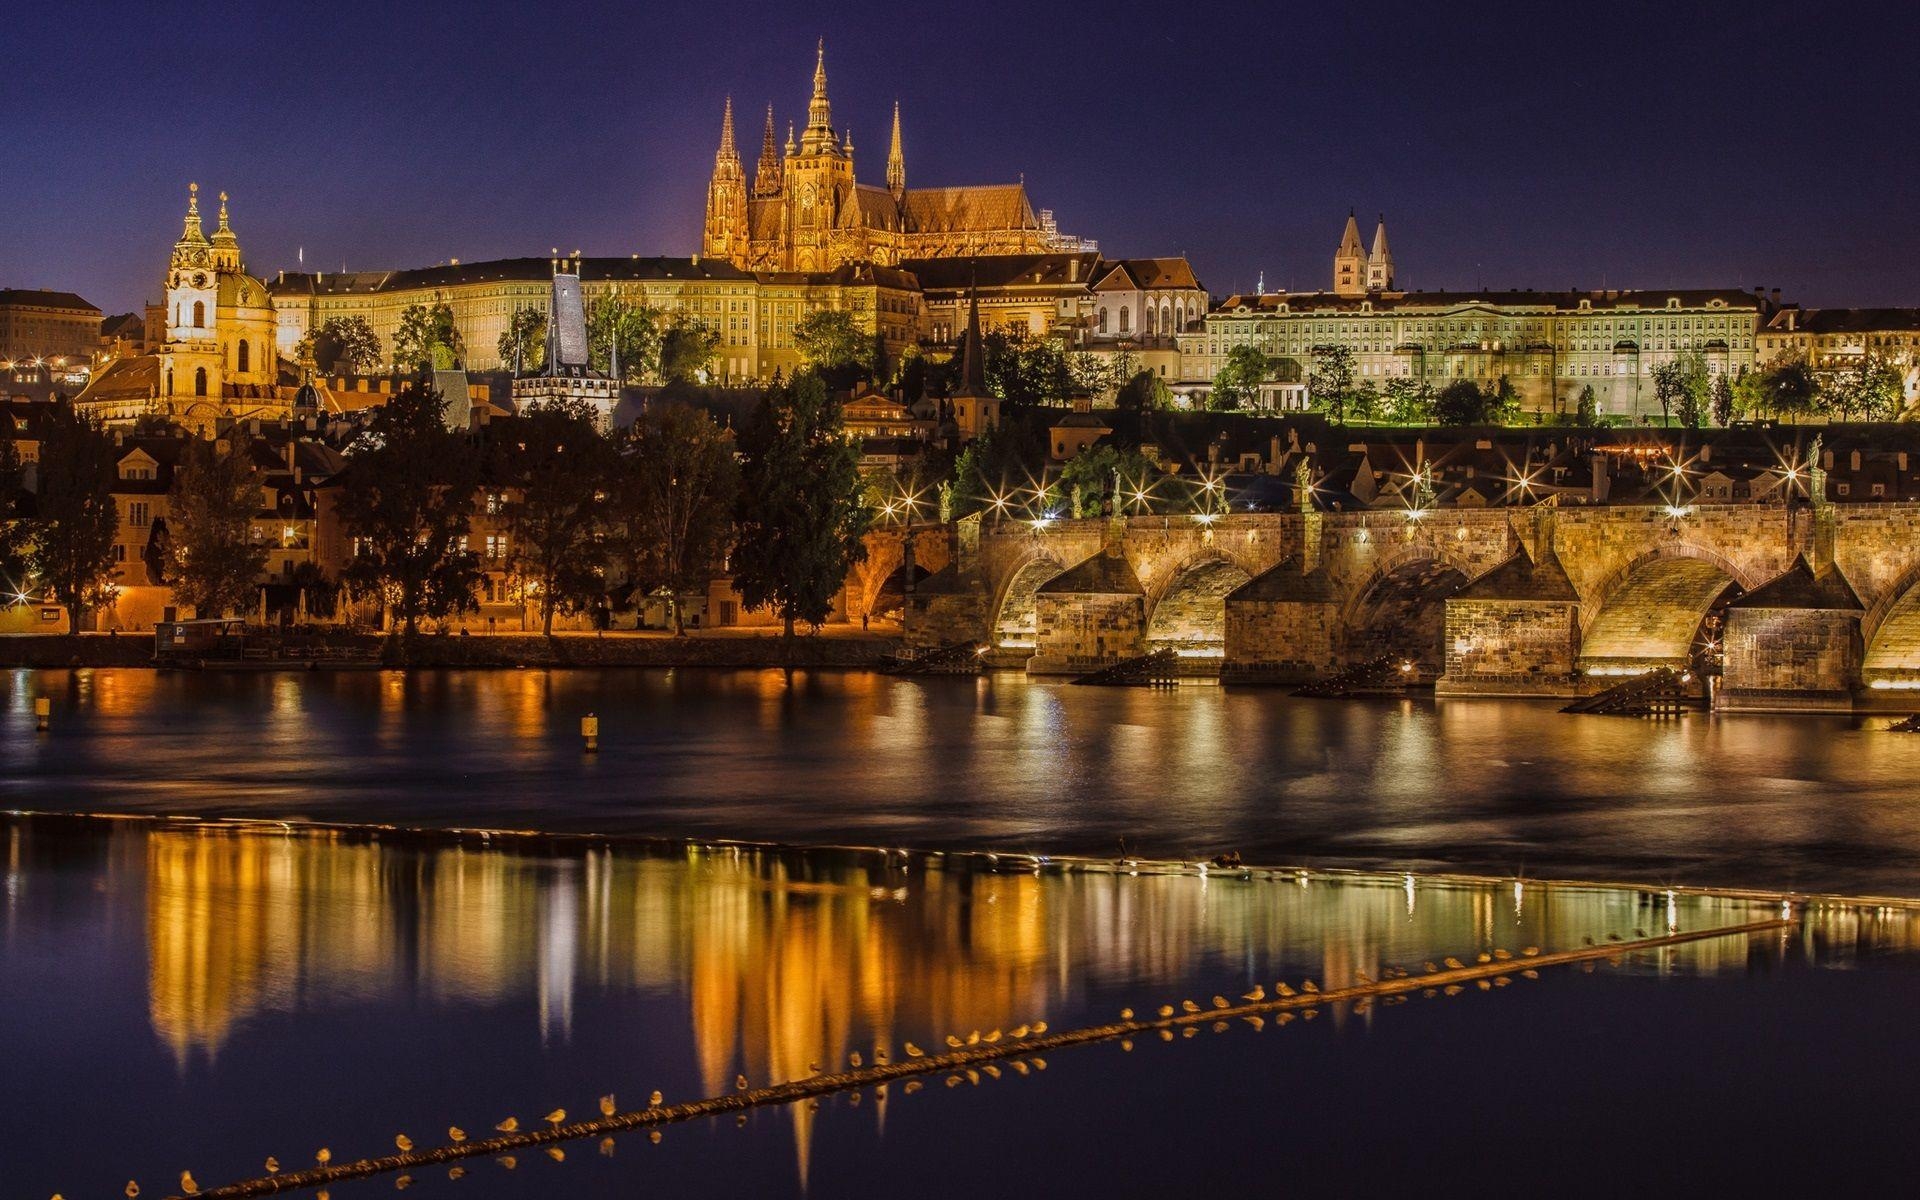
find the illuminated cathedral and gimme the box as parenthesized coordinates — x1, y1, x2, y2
(702, 42, 1079, 272)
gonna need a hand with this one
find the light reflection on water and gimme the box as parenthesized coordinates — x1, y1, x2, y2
(10, 667, 1920, 894)
(6, 814, 1920, 1197)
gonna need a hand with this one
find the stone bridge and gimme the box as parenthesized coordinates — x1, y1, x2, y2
(902, 500, 1920, 710)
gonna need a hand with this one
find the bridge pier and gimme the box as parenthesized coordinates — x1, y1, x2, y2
(1717, 557, 1863, 713)
(1434, 547, 1582, 697)
(1221, 558, 1339, 684)
(1028, 551, 1147, 675)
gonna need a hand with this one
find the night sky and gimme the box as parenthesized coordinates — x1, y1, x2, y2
(5, 0, 1915, 315)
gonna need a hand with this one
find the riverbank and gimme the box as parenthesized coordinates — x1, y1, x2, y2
(0, 629, 905, 670)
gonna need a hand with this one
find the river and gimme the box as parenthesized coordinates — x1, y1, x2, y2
(7, 667, 1920, 896)
(4, 813, 1915, 1198)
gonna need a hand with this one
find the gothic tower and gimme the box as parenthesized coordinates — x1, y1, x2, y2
(1333, 210, 1366, 297)
(1366, 215, 1394, 292)
(781, 40, 858, 271)
(753, 104, 782, 198)
(886, 101, 905, 202)
(702, 96, 749, 263)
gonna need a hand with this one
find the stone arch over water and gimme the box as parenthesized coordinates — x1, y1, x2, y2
(1144, 555, 1255, 656)
(1339, 546, 1472, 677)
(1577, 545, 1752, 672)
(992, 553, 1069, 648)
(1859, 559, 1920, 684)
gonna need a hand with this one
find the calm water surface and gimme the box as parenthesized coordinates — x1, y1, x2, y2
(7, 667, 1920, 895)
(4, 815, 1917, 1198)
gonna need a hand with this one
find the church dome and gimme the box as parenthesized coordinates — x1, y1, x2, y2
(217, 271, 273, 311)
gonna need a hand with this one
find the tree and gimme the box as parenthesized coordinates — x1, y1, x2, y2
(1213, 344, 1272, 411)
(393, 302, 462, 371)
(0, 438, 29, 604)
(1820, 354, 1905, 422)
(793, 308, 876, 386)
(1115, 370, 1173, 416)
(26, 401, 119, 634)
(983, 330, 1073, 410)
(500, 397, 615, 636)
(300, 316, 381, 374)
(1306, 345, 1356, 423)
(1382, 376, 1434, 425)
(658, 313, 721, 384)
(732, 371, 872, 641)
(166, 429, 268, 617)
(947, 418, 1048, 519)
(497, 308, 546, 373)
(1058, 443, 1166, 517)
(1654, 352, 1709, 428)
(587, 294, 661, 383)
(1576, 383, 1601, 428)
(1433, 379, 1496, 426)
(1748, 355, 1819, 421)
(1068, 351, 1117, 402)
(613, 403, 741, 633)
(1349, 379, 1382, 423)
(1709, 373, 1734, 426)
(336, 385, 483, 637)
(1488, 375, 1522, 425)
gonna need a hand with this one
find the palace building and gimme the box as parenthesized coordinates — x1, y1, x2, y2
(77, 185, 286, 428)
(1179, 213, 1776, 420)
(701, 42, 1083, 272)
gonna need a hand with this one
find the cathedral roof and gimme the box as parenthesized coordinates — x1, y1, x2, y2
(852, 185, 905, 231)
(901, 184, 1038, 234)
(747, 198, 783, 241)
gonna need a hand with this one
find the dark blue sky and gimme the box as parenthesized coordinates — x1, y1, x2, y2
(5, 0, 1914, 314)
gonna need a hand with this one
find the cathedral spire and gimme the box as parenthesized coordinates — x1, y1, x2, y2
(803, 38, 835, 153)
(716, 95, 739, 166)
(754, 103, 782, 196)
(886, 101, 905, 201)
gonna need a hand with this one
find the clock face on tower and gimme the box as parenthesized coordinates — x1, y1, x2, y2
(193, 272, 208, 288)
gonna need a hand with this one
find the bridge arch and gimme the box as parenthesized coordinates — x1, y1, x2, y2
(1859, 560, 1920, 684)
(1338, 543, 1474, 678)
(1144, 553, 1255, 657)
(991, 551, 1068, 649)
(1577, 544, 1753, 673)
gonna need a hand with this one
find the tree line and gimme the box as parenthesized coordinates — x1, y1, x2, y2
(1, 373, 871, 642)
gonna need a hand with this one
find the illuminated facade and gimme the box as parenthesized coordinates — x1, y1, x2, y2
(702, 43, 1077, 272)
(76, 185, 286, 428)
(270, 256, 922, 384)
(1180, 215, 1774, 419)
